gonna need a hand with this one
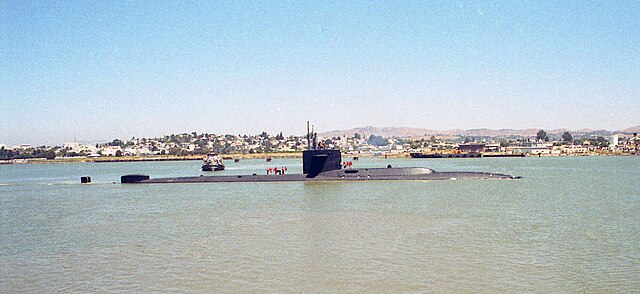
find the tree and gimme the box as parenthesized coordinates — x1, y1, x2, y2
(562, 132, 573, 143)
(115, 150, 123, 157)
(536, 130, 549, 141)
(367, 134, 389, 146)
(109, 139, 124, 147)
(596, 136, 609, 147)
(353, 133, 361, 140)
(45, 150, 56, 160)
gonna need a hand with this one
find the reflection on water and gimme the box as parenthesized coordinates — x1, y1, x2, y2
(1, 156, 639, 292)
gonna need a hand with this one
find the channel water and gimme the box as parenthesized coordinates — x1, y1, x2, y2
(1, 156, 638, 292)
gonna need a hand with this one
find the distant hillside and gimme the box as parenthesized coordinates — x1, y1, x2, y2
(319, 125, 639, 139)
(621, 125, 640, 133)
(320, 126, 441, 138)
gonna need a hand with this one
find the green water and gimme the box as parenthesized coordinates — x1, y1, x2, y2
(1, 156, 639, 292)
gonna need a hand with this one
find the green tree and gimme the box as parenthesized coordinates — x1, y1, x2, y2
(536, 130, 549, 141)
(367, 134, 389, 146)
(109, 139, 124, 147)
(596, 136, 609, 147)
(561, 132, 573, 143)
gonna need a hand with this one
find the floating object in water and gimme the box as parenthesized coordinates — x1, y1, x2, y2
(202, 154, 225, 171)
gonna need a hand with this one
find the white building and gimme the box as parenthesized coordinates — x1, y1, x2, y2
(611, 134, 619, 150)
(101, 146, 122, 156)
(563, 145, 588, 155)
(63, 141, 81, 150)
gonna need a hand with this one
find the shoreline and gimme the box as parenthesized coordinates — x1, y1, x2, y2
(0, 152, 637, 165)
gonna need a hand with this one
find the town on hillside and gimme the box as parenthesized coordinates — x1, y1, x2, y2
(1, 130, 639, 163)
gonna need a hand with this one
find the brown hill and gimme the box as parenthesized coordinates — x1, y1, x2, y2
(319, 125, 639, 138)
(621, 125, 640, 133)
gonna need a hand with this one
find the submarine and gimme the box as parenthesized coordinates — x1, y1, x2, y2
(121, 123, 520, 184)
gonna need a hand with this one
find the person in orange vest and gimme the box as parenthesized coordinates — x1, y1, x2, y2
(267, 167, 272, 175)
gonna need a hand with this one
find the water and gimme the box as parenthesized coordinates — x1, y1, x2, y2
(1, 157, 639, 292)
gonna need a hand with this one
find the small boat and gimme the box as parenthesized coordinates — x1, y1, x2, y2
(234, 158, 240, 162)
(202, 153, 225, 171)
(266, 157, 272, 162)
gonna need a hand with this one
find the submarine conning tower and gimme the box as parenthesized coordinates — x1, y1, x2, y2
(303, 121, 342, 178)
(303, 149, 342, 177)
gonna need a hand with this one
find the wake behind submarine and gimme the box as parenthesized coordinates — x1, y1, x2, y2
(121, 124, 520, 184)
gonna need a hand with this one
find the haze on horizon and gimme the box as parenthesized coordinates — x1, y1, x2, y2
(1, 1, 639, 146)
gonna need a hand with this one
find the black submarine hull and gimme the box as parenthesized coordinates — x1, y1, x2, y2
(121, 129, 520, 184)
(121, 167, 519, 184)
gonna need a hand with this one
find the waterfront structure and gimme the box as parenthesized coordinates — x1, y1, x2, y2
(506, 142, 552, 156)
(458, 144, 485, 153)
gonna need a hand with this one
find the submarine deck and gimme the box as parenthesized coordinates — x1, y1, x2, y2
(122, 167, 519, 184)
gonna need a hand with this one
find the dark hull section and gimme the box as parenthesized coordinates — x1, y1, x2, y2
(202, 164, 225, 171)
(122, 167, 519, 184)
(410, 152, 482, 158)
(482, 154, 525, 158)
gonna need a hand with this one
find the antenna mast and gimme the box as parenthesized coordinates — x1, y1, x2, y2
(307, 121, 311, 150)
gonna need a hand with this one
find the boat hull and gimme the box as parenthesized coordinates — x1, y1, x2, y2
(483, 153, 525, 158)
(202, 164, 225, 171)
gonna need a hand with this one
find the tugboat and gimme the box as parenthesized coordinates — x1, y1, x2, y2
(201, 153, 225, 171)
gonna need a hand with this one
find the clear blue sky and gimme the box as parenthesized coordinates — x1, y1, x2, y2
(1, 1, 639, 145)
